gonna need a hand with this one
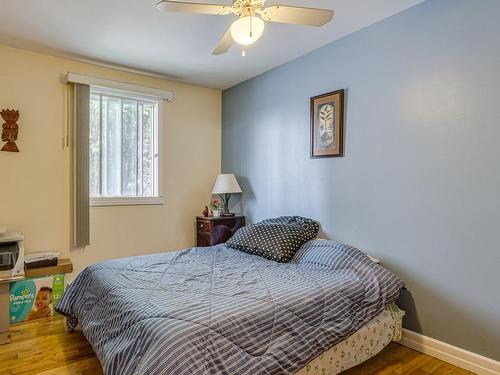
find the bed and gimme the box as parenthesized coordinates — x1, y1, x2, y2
(57, 240, 404, 375)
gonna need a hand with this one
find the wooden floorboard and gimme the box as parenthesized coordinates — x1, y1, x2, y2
(0, 316, 475, 374)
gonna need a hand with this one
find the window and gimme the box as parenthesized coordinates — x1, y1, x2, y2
(89, 87, 162, 206)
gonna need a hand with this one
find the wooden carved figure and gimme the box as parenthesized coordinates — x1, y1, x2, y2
(1, 109, 20, 152)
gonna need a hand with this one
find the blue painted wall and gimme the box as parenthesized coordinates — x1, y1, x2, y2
(222, 0, 500, 360)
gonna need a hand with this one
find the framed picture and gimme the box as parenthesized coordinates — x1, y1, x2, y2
(310, 89, 345, 158)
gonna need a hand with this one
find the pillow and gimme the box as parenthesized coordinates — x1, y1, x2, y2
(311, 238, 380, 264)
(292, 239, 405, 308)
(292, 239, 378, 269)
(226, 216, 320, 263)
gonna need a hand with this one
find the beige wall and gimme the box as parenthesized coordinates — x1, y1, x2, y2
(0, 45, 221, 279)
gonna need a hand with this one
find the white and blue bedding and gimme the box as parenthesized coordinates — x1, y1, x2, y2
(57, 242, 404, 375)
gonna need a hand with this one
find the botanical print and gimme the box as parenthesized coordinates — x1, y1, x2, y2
(318, 102, 335, 148)
(310, 89, 344, 158)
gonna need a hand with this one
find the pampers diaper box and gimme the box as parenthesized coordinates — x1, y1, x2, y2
(9, 274, 65, 324)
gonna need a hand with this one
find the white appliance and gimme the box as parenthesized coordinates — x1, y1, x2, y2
(0, 233, 24, 278)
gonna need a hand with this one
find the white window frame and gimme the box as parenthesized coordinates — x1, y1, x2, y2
(89, 86, 164, 207)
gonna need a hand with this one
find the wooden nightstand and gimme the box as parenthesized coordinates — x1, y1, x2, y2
(196, 216, 245, 247)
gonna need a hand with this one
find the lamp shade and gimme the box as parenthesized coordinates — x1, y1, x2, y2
(212, 174, 242, 194)
(230, 16, 265, 46)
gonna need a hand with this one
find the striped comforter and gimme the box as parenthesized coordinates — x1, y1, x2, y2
(56, 244, 403, 375)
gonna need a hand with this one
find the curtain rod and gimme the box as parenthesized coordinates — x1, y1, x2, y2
(65, 72, 174, 102)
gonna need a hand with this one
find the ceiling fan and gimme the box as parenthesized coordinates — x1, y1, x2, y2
(156, 0, 334, 56)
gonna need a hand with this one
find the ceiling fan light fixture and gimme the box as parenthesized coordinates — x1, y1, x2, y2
(230, 16, 265, 46)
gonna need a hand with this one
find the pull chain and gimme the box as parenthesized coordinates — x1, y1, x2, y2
(249, 9, 253, 38)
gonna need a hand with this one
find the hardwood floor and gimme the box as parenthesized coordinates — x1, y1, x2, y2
(0, 316, 475, 375)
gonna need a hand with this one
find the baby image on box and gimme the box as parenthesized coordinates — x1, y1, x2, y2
(26, 286, 53, 321)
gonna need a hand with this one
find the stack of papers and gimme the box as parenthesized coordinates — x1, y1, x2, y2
(25, 252, 60, 268)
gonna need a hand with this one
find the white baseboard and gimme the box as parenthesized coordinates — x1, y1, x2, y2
(400, 329, 500, 375)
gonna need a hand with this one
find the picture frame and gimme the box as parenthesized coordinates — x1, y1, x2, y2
(310, 89, 344, 158)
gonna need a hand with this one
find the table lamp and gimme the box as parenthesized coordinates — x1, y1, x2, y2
(212, 174, 242, 217)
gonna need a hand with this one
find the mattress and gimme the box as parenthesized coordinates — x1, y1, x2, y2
(297, 302, 405, 375)
(56, 244, 404, 374)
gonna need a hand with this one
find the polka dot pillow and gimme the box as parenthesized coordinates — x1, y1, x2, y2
(226, 216, 320, 263)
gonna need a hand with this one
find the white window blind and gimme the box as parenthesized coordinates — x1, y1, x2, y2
(89, 87, 163, 206)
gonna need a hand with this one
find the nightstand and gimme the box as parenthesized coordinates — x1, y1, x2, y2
(196, 216, 245, 247)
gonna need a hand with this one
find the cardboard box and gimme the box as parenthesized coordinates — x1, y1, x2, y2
(9, 274, 64, 324)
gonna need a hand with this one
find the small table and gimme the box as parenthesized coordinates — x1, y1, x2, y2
(24, 258, 73, 279)
(196, 216, 245, 247)
(0, 275, 25, 345)
(0, 258, 73, 345)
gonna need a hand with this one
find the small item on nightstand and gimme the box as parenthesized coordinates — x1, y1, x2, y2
(203, 206, 209, 217)
(209, 198, 222, 217)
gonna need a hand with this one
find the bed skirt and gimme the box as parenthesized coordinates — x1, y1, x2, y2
(296, 303, 405, 375)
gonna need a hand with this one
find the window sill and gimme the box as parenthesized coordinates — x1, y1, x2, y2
(90, 197, 164, 207)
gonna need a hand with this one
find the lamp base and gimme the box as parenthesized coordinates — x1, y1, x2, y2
(220, 213, 235, 217)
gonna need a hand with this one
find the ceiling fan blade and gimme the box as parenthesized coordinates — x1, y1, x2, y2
(156, 1, 233, 15)
(212, 27, 233, 55)
(259, 5, 334, 26)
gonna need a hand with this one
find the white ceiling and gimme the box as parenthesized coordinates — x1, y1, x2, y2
(0, 0, 423, 89)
